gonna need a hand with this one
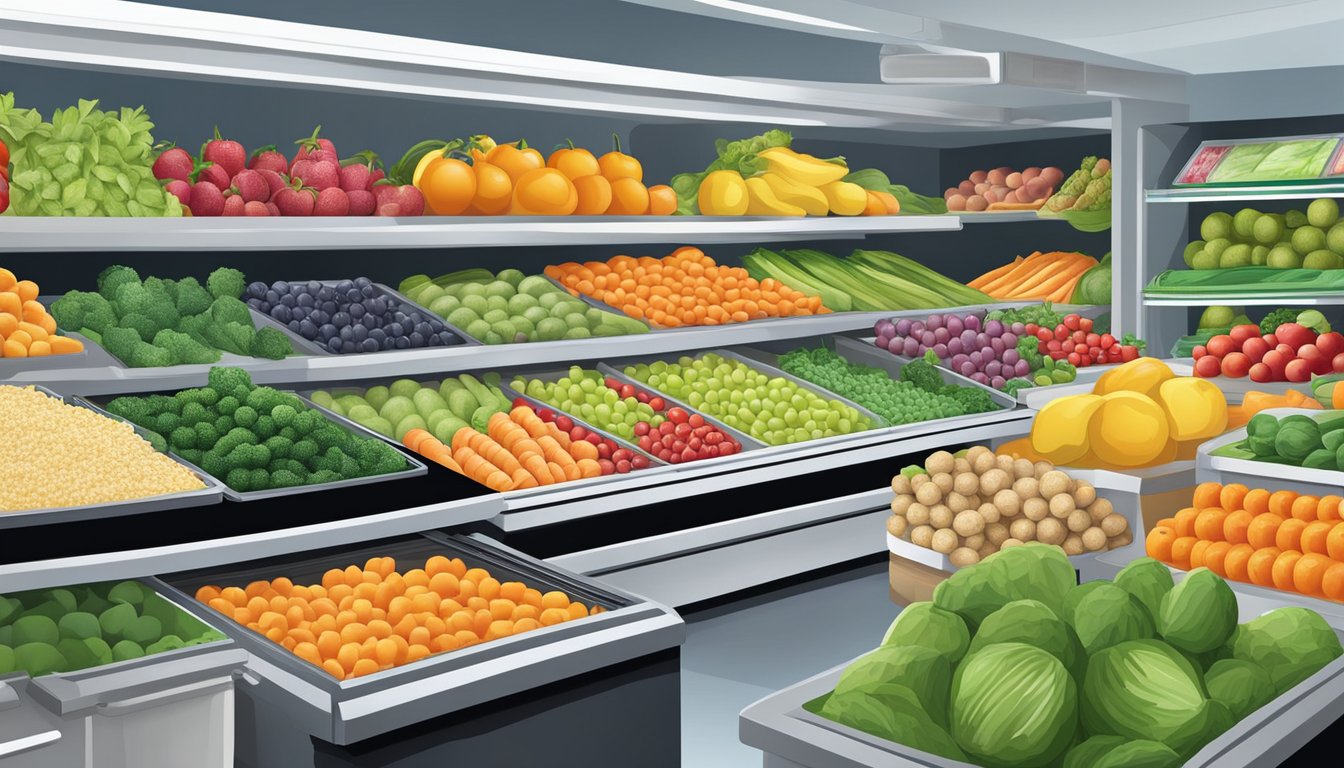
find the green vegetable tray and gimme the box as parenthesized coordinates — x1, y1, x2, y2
(1199, 408, 1344, 497)
(741, 604, 1344, 768)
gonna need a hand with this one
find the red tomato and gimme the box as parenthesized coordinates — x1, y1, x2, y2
(1046, 339, 1062, 352)
(1072, 330, 1087, 344)
(1100, 334, 1116, 349)
(1025, 323, 1039, 336)
(1317, 332, 1344, 358)
(1049, 351, 1066, 360)
(648, 397, 665, 411)
(1036, 327, 1052, 342)
(689, 414, 705, 428)
(1080, 317, 1094, 332)
(1285, 358, 1313, 382)
(1275, 322, 1316, 350)
(1220, 352, 1251, 378)
(598, 459, 616, 474)
(631, 454, 650, 469)
(1261, 349, 1288, 378)
(1108, 346, 1124, 362)
(634, 421, 650, 436)
(1064, 314, 1081, 330)
(1205, 334, 1237, 358)
(1085, 333, 1101, 347)
(1335, 353, 1344, 372)
(1262, 333, 1278, 347)
(1297, 343, 1331, 375)
(1249, 363, 1272, 382)
(1120, 346, 1140, 362)
(604, 377, 621, 389)
(1240, 337, 1270, 363)
(569, 426, 587, 442)
(1192, 345, 1207, 360)
(1067, 352, 1082, 366)
(1054, 326, 1068, 341)
(1275, 343, 1295, 358)
(635, 391, 650, 404)
(1228, 324, 1260, 344)
(1061, 341, 1075, 353)
(667, 407, 689, 424)
(1194, 355, 1223, 377)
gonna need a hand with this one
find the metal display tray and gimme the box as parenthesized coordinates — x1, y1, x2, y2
(78, 390, 427, 503)
(1197, 407, 1344, 496)
(0, 305, 91, 375)
(741, 621, 1344, 768)
(247, 280, 473, 357)
(710, 347, 886, 428)
(1167, 359, 1309, 400)
(0, 385, 224, 530)
(150, 532, 684, 745)
(500, 369, 664, 463)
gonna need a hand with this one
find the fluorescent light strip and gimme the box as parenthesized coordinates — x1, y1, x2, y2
(690, 0, 874, 33)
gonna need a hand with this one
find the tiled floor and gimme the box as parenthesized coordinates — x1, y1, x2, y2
(679, 563, 894, 767)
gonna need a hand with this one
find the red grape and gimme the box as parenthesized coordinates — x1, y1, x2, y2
(570, 426, 587, 442)
(554, 415, 573, 431)
(512, 397, 529, 409)
(615, 459, 632, 473)
(598, 459, 616, 475)
(648, 397, 664, 411)
(634, 421, 650, 436)
(586, 432, 604, 446)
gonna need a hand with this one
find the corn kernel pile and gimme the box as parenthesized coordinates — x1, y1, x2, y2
(0, 385, 204, 511)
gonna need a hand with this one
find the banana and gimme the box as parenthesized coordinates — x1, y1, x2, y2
(819, 180, 867, 216)
(745, 176, 806, 216)
(760, 172, 829, 216)
(758, 147, 848, 187)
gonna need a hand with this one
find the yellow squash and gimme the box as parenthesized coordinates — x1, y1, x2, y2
(818, 180, 867, 216)
(698, 171, 750, 216)
(744, 176, 806, 216)
(760, 172, 828, 216)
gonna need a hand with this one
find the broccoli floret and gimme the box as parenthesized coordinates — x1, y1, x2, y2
(97, 265, 141, 301)
(169, 426, 197, 450)
(268, 469, 305, 489)
(113, 282, 154, 317)
(175, 387, 220, 407)
(354, 439, 406, 476)
(248, 468, 270, 490)
(233, 406, 259, 428)
(209, 295, 252, 327)
(177, 448, 203, 465)
(270, 458, 308, 477)
(1260, 308, 1298, 335)
(101, 325, 143, 364)
(146, 394, 180, 415)
(245, 386, 288, 414)
(152, 412, 180, 435)
(175, 277, 214, 317)
(144, 300, 181, 334)
(200, 450, 228, 478)
(105, 396, 152, 424)
(142, 430, 168, 453)
(226, 443, 271, 470)
(194, 421, 220, 449)
(291, 439, 319, 462)
(118, 312, 160, 343)
(152, 329, 221, 365)
(179, 402, 209, 426)
(207, 268, 247, 300)
(213, 415, 234, 435)
(215, 396, 240, 416)
(278, 426, 299, 442)
(214, 427, 259, 456)
(309, 469, 342, 484)
(292, 410, 323, 436)
(226, 468, 252, 491)
(263, 435, 293, 459)
(254, 415, 276, 439)
(899, 358, 947, 394)
(208, 367, 253, 396)
(311, 424, 350, 452)
(271, 405, 298, 428)
(177, 312, 210, 337)
(128, 340, 173, 368)
(940, 385, 998, 415)
(50, 291, 118, 335)
(248, 327, 292, 360)
(1016, 335, 1044, 371)
(201, 321, 255, 356)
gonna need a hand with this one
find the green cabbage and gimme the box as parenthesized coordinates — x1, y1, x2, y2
(880, 601, 969, 666)
(1204, 658, 1276, 720)
(933, 543, 1076, 631)
(1233, 607, 1343, 695)
(1158, 568, 1238, 654)
(819, 686, 967, 762)
(1068, 583, 1155, 655)
(1082, 639, 1217, 756)
(831, 644, 951, 728)
(1113, 557, 1174, 624)
(966, 599, 1084, 679)
(1070, 253, 1112, 304)
(949, 642, 1078, 767)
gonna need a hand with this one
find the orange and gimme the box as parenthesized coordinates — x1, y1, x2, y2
(1268, 490, 1299, 518)
(322, 659, 346, 679)
(1173, 508, 1200, 537)
(489, 599, 515, 621)
(1223, 510, 1254, 545)
(1194, 509, 1229, 541)
(1246, 547, 1281, 586)
(1146, 527, 1176, 562)
(1322, 562, 1344, 602)
(605, 178, 649, 215)
(541, 591, 570, 610)
(1189, 539, 1212, 569)
(1202, 541, 1232, 577)
(1302, 521, 1335, 555)
(647, 185, 677, 215)
(293, 642, 322, 666)
(572, 175, 613, 216)
(420, 156, 478, 216)
(1292, 495, 1322, 522)
(1192, 483, 1223, 509)
(1155, 518, 1177, 531)
(513, 618, 541, 634)
(1242, 488, 1271, 516)
(567, 603, 590, 619)
(511, 168, 577, 216)
(540, 608, 570, 626)
(1247, 513, 1284, 549)
(547, 143, 600, 181)
(1328, 522, 1344, 561)
(499, 582, 526, 603)
(1219, 483, 1250, 513)
(1276, 518, 1309, 552)
(350, 659, 380, 678)
(1272, 550, 1304, 592)
(478, 577, 501, 600)
(1223, 544, 1255, 582)
(1320, 495, 1344, 522)
(1294, 553, 1334, 596)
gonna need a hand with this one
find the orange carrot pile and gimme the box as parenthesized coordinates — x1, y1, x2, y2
(969, 251, 1098, 303)
(0, 267, 84, 358)
(404, 406, 603, 492)
(1226, 389, 1321, 430)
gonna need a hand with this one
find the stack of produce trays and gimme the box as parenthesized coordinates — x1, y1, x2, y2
(92, 367, 424, 499)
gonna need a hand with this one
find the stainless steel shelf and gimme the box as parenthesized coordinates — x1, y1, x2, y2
(1146, 185, 1344, 203)
(1144, 292, 1344, 306)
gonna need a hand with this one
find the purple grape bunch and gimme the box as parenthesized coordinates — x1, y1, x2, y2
(873, 312, 1031, 390)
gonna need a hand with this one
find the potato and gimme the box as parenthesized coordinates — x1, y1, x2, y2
(1072, 483, 1096, 508)
(947, 492, 971, 514)
(1109, 530, 1134, 549)
(974, 181, 990, 195)
(1033, 461, 1055, 477)
(953, 472, 980, 496)
(931, 528, 959, 554)
(995, 453, 1015, 473)
(1013, 458, 1036, 479)
(966, 494, 983, 510)
(1036, 517, 1067, 545)
(1041, 167, 1066, 187)
(1062, 534, 1085, 556)
(891, 474, 912, 495)
(1022, 497, 1049, 522)
(992, 489, 1020, 518)
(931, 472, 954, 496)
(1005, 171, 1023, 189)
(1081, 526, 1107, 551)
(1088, 497, 1114, 524)
(983, 188, 999, 204)
(987, 167, 1009, 186)
(966, 195, 988, 212)
(888, 515, 909, 538)
(979, 468, 1011, 497)
(1012, 477, 1040, 499)
(1022, 166, 1042, 181)
(1009, 518, 1037, 541)
(915, 482, 942, 506)
(891, 494, 914, 516)
(1000, 537, 1025, 549)
(953, 458, 972, 474)
(910, 524, 935, 549)
(978, 542, 1000, 559)
(953, 510, 985, 537)
(1024, 176, 1050, 200)
(969, 170, 988, 184)
(962, 533, 985, 551)
(949, 547, 980, 567)
(969, 448, 996, 474)
(958, 180, 977, 196)
(1039, 470, 1073, 499)
(1049, 493, 1076, 519)
(925, 450, 955, 475)
(1100, 513, 1129, 537)
(984, 522, 1010, 546)
(946, 194, 967, 211)
(978, 502, 1002, 524)
(910, 473, 929, 491)
(906, 502, 931, 526)
(929, 504, 954, 529)
(1066, 509, 1092, 533)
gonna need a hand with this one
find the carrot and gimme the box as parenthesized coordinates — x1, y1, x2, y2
(512, 407, 551, 439)
(1004, 254, 1093, 298)
(968, 256, 1022, 289)
(521, 453, 554, 485)
(451, 427, 475, 453)
(537, 435, 577, 469)
(470, 433, 524, 476)
(570, 440, 599, 462)
(981, 253, 1049, 296)
(542, 421, 572, 450)
(1020, 260, 1094, 300)
(998, 252, 1083, 296)
(402, 428, 436, 454)
(510, 468, 539, 489)
(482, 470, 514, 492)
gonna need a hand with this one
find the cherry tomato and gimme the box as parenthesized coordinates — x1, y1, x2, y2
(1230, 324, 1261, 345)
(1067, 352, 1082, 366)
(616, 459, 632, 473)
(1080, 317, 1093, 332)
(598, 459, 616, 475)
(1064, 314, 1081, 330)
(1194, 355, 1223, 377)
(1072, 330, 1087, 344)
(636, 391, 650, 404)
(554, 415, 572, 431)
(668, 407, 689, 424)
(1249, 362, 1272, 382)
(1205, 334, 1237, 358)
(1192, 345, 1207, 360)
(1100, 334, 1116, 349)
(631, 455, 650, 469)
(1317, 332, 1344, 358)
(648, 397, 664, 411)
(1221, 352, 1251, 378)
(1285, 358, 1313, 382)
(1054, 326, 1068, 341)
(1261, 350, 1288, 378)
(1036, 328, 1052, 342)
(1240, 337, 1269, 364)
(1120, 346, 1140, 362)
(634, 421, 650, 436)
(1334, 353, 1344, 373)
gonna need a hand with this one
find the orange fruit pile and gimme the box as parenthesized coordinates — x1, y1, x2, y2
(0, 268, 83, 358)
(196, 555, 603, 680)
(1147, 481, 1344, 602)
(544, 246, 828, 328)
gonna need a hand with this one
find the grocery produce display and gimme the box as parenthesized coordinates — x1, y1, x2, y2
(969, 251, 1099, 303)
(50, 266, 292, 366)
(1015, 358, 1229, 468)
(103, 367, 410, 493)
(547, 247, 828, 328)
(244, 277, 458, 354)
(309, 373, 510, 443)
(1190, 317, 1343, 381)
(0, 92, 182, 217)
(404, 404, 641, 491)
(399, 268, 647, 343)
(1147, 481, 1344, 603)
(811, 545, 1343, 766)
(942, 164, 1064, 212)
(0, 580, 226, 676)
(1213, 409, 1344, 472)
(0, 268, 84, 358)
(777, 346, 999, 426)
(1039, 156, 1113, 231)
(1176, 136, 1343, 185)
(888, 448, 1133, 566)
(621, 352, 875, 445)
(1183, 200, 1344, 271)
(0, 385, 204, 512)
(510, 367, 742, 464)
(193, 554, 601, 680)
(743, 248, 990, 312)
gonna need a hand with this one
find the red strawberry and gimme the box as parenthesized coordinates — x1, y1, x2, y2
(188, 181, 225, 216)
(273, 185, 316, 217)
(193, 162, 230, 191)
(265, 201, 281, 216)
(373, 184, 424, 216)
(164, 179, 192, 206)
(291, 158, 340, 191)
(313, 187, 350, 216)
(248, 145, 289, 174)
(339, 150, 382, 192)
(243, 200, 270, 216)
(202, 126, 246, 178)
(292, 125, 338, 169)
(222, 194, 245, 216)
(257, 169, 287, 199)
(152, 146, 194, 182)
(370, 168, 385, 186)
(376, 203, 401, 216)
(230, 169, 270, 202)
(346, 189, 376, 216)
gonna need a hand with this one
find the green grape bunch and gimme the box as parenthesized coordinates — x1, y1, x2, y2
(0, 93, 182, 217)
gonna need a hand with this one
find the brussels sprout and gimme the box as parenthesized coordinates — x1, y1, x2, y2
(1082, 639, 1213, 757)
(1204, 658, 1276, 720)
(10, 615, 59, 646)
(0, 645, 14, 674)
(57, 612, 101, 641)
(934, 544, 1076, 631)
(1070, 583, 1155, 655)
(833, 644, 952, 728)
(881, 602, 970, 666)
(967, 599, 1084, 679)
(819, 687, 966, 762)
(1113, 557, 1174, 624)
(950, 642, 1078, 768)
(1234, 607, 1343, 695)
(1159, 568, 1237, 654)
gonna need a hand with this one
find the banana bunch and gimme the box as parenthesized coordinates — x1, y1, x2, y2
(697, 147, 895, 217)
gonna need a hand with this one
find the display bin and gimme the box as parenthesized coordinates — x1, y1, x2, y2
(0, 587, 245, 768)
(740, 617, 1344, 768)
(150, 532, 685, 767)
(1166, 361, 1309, 401)
(1197, 407, 1344, 496)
